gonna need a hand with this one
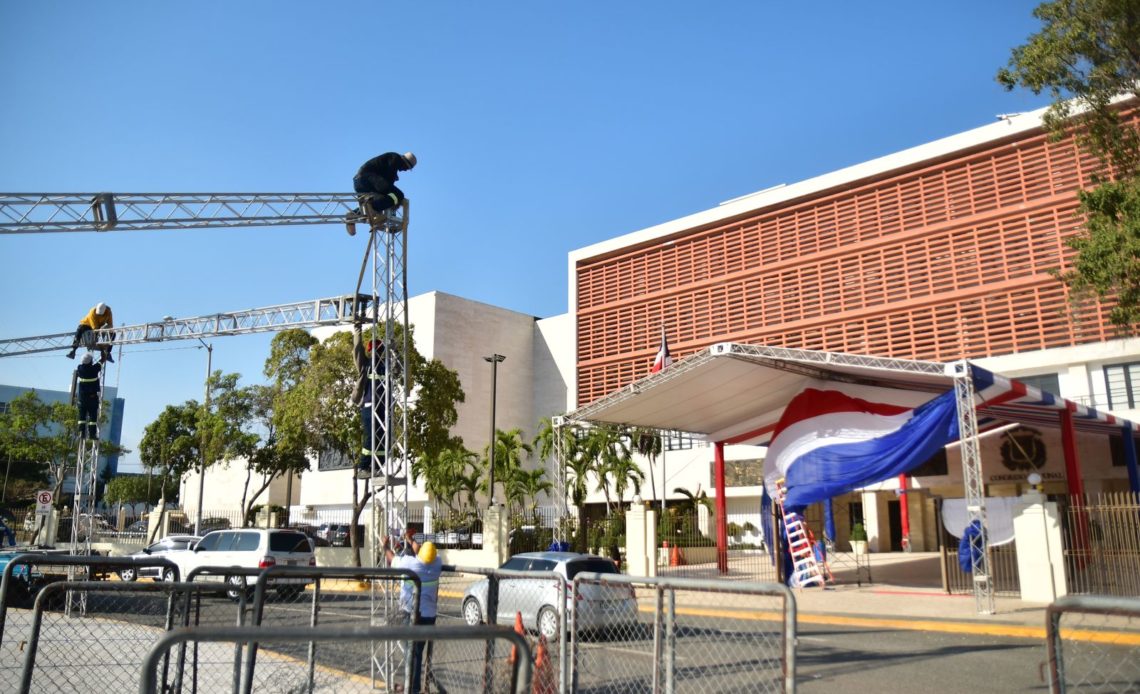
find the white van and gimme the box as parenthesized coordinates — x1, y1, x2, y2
(166, 528, 315, 600)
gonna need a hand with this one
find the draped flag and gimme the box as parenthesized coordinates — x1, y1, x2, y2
(650, 329, 672, 373)
(764, 388, 960, 508)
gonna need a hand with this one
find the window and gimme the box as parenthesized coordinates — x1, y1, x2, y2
(233, 532, 261, 551)
(1108, 434, 1140, 468)
(194, 532, 224, 552)
(269, 532, 312, 553)
(501, 557, 530, 571)
(1017, 373, 1061, 396)
(565, 558, 618, 579)
(1105, 363, 1140, 409)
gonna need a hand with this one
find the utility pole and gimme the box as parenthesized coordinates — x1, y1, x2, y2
(195, 339, 213, 535)
(484, 354, 506, 507)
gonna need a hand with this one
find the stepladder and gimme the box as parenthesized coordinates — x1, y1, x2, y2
(775, 479, 831, 588)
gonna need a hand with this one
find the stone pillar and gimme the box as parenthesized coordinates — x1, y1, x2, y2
(624, 502, 658, 578)
(423, 506, 434, 537)
(256, 507, 281, 529)
(861, 491, 888, 552)
(1013, 491, 1067, 602)
(483, 505, 509, 566)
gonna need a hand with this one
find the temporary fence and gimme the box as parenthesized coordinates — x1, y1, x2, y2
(1045, 595, 1140, 693)
(658, 510, 781, 582)
(442, 564, 569, 693)
(12, 579, 239, 694)
(571, 572, 797, 693)
(1060, 492, 1140, 597)
(139, 623, 533, 694)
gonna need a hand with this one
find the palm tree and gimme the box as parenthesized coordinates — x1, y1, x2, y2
(484, 427, 533, 505)
(633, 428, 663, 509)
(564, 442, 593, 552)
(507, 467, 554, 518)
(583, 427, 632, 515)
(413, 444, 477, 513)
(610, 455, 644, 508)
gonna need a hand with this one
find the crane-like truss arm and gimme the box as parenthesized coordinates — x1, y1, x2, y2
(0, 294, 370, 357)
(0, 192, 392, 233)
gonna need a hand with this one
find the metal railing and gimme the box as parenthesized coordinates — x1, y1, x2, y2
(1059, 492, 1140, 597)
(139, 624, 532, 694)
(572, 572, 797, 693)
(1045, 595, 1140, 693)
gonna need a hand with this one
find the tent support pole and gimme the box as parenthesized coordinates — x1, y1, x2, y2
(714, 441, 728, 575)
(1122, 425, 1139, 495)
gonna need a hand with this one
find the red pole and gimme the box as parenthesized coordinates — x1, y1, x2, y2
(898, 473, 910, 551)
(714, 441, 729, 575)
(1060, 408, 1089, 569)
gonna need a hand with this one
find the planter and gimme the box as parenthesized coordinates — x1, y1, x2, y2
(851, 540, 867, 555)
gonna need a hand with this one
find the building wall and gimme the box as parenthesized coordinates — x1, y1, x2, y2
(569, 107, 1140, 407)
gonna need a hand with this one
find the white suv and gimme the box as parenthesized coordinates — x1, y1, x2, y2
(165, 528, 315, 600)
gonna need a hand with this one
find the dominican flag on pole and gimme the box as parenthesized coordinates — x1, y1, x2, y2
(650, 328, 673, 373)
(763, 388, 960, 508)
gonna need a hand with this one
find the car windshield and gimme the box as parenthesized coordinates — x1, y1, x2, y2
(565, 558, 618, 579)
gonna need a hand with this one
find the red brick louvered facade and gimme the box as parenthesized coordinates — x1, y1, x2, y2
(574, 114, 1131, 406)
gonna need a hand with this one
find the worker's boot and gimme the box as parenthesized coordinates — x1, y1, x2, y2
(66, 349, 75, 359)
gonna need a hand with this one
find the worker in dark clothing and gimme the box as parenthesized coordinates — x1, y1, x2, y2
(67, 302, 115, 363)
(349, 152, 417, 230)
(352, 323, 386, 479)
(75, 353, 103, 439)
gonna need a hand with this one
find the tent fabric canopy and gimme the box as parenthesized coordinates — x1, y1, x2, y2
(563, 342, 1135, 441)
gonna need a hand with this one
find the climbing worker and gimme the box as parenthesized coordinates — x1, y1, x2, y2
(348, 151, 416, 229)
(384, 528, 441, 694)
(75, 353, 103, 439)
(351, 322, 386, 479)
(67, 302, 115, 363)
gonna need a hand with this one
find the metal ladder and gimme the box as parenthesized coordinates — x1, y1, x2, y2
(775, 479, 828, 588)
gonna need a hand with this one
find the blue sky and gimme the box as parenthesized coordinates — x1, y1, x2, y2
(1, 2, 1048, 472)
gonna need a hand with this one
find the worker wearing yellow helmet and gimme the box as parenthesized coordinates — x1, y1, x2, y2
(384, 526, 441, 694)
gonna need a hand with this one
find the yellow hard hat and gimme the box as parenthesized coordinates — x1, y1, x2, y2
(418, 541, 437, 564)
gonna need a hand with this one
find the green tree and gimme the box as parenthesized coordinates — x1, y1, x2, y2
(139, 402, 201, 503)
(485, 427, 532, 506)
(582, 426, 633, 515)
(3, 391, 77, 506)
(998, 0, 1140, 329)
(506, 467, 553, 519)
(104, 475, 175, 505)
(412, 443, 478, 514)
(632, 428, 662, 507)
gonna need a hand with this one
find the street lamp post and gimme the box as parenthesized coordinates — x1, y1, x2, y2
(484, 354, 506, 507)
(195, 339, 213, 535)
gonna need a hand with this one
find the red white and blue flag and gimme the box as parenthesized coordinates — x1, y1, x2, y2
(650, 329, 672, 373)
(764, 388, 960, 508)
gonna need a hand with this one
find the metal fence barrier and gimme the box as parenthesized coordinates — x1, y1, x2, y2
(0, 553, 180, 690)
(441, 565, 568, 693)
(139, 623, 533, 694)
(1046, 594, 1140, 693)
(572, 573, 796, 693)
(15, 579, 237, 694)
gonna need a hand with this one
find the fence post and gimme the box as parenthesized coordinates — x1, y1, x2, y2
(652, 584, 664, 693)
(665, 587, 676, 694)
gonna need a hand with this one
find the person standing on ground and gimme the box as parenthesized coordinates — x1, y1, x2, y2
(350, 152, 417, 223)
(385, 528, 441, 694)
(351, 322, 386, 479)
(75, 353, 103, 440)
(67, 302, 115, 363)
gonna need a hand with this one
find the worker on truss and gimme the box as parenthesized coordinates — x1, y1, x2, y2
(66, 302, 115, 363)
(352, 321, 386, 479)
(348, 151, 416, 229)
(75, 353, 103, 439)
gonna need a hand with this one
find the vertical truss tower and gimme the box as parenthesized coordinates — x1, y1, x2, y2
(952, 360, 995, 614)
(360, 201, 412, 685)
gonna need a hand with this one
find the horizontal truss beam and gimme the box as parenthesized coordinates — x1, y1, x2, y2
(0, 294, 370, 357)
(0, 193, 397, 233)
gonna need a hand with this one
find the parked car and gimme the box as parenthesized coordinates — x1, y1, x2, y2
(288, 524, 330, 548)
(118, 535, 201, 582)
(163, 528, 315, 601)
(121, 519, 149, 537)
(462, 552, 638, 640)
(317, 523, 363, 547)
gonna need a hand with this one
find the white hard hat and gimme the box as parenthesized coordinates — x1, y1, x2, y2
(95, 302, 107, 315)
(81, 353, 93, 365)
(401, 152, 417, 169)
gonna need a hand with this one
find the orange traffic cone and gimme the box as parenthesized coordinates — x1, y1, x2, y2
(670, 543, 685, 567)
(509, 611, 525, 664)
(532, 635, 557, 694)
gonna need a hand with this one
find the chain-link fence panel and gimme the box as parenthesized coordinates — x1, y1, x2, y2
(140, 623, 533, 694)
(15, 579, 238, 693)
(1046, 595, 1140, 693)
(572, 573, 796, 693)
(0, 553, 181, 691)
(444, 565, 567, 693)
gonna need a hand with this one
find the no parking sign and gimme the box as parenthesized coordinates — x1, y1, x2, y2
(35, 490, 53, 515)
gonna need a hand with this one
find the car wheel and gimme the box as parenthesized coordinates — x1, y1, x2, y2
(225, 575, 251, 602)
(538, 606, 560, 641)
(462, 597, 483, 625)
(118, 568, 137, 582)
(162, 568, 177, 583)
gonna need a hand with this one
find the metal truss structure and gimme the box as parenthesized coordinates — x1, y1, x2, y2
(952, 360, 995, 614)
(359, 201, 412, 686)
(0, 295, 370, 358)
(0, 193, 360, 234)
